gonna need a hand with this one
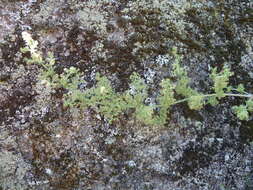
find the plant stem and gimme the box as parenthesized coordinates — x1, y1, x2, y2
(224, 93, 253, 98)
(172, 93, 253, 106)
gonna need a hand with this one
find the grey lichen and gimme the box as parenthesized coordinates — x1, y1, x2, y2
(0, 149, 30, 190)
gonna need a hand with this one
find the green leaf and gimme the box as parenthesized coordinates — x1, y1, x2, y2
(128, 72, 148, 107)
(172, 62, 193, 97)
(246, 99, 253, 112)
(207, 96, 219, 106)
(135, 105, 154, 125)
(156, 78, 176, 125)
(233, 105, 249, 120)
(157, 79, 176, 107)
(211, 66, 233, 99)
(236, 84, 245, 93)
(226, 86, 232, 93)
(188, 95, 204, 110)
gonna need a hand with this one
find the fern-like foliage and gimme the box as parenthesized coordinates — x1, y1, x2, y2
(155, 79, 176, 125)
(211, 66, 233, 99)
(21, 31, 43, 64)
(21, 32, 253, 124)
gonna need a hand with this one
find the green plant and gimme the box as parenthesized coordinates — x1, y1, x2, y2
(21, 32, 253, 125)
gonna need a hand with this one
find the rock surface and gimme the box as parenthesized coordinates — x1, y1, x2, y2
(0, 0, 253, 189)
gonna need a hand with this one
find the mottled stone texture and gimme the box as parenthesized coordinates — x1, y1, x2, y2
(0, 0, 253, 189)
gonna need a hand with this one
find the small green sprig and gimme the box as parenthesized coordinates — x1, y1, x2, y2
(21, 33, 253, 125)
(155, 78, 176, 125)
(211, 66, 233, 99)
(21, 31, 43, 64)
(232, 99, 253, 120)
(170, 47, 253, 120)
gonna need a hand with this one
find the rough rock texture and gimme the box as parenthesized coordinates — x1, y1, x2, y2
(0, 0, 253, 189)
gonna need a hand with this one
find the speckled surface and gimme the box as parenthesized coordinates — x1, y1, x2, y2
(0, 0, 253, 189)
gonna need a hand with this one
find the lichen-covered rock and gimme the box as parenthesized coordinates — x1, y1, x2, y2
(0, 0, 252, 189)
(0, 125, 31, 190)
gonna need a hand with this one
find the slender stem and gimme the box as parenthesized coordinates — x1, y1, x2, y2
(224, 93, 253, 98)
(231, 88, 249, 95)
(171, 93, 253, 106)
(172, 98, 189, 105)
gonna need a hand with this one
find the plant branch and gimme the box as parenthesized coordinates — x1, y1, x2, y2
(172, 93, 253, 106)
